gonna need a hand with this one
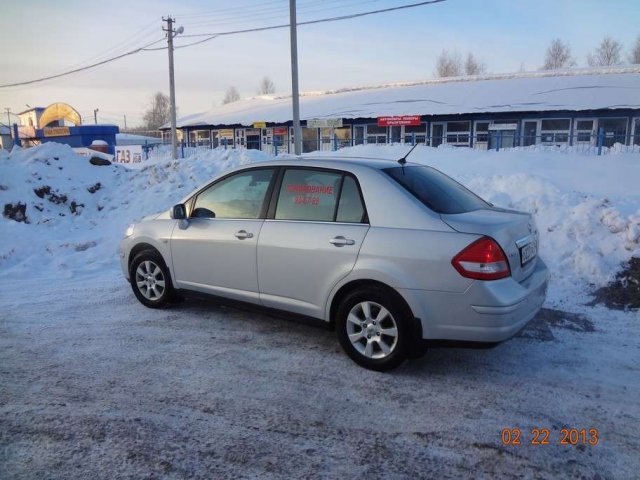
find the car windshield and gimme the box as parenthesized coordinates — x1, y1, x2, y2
(383, 166, 490, 214)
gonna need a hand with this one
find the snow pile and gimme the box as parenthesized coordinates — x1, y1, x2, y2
(0, 143, 270, 279)
(1, 142, 639, 308)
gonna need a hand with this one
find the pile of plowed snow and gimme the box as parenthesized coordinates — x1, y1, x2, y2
(1, 142, 639, 308)
(0, 143, 270, 279)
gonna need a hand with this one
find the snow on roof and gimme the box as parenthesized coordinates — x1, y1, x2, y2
(172, 67, 640, 129)
(116, 133, 163, 146)
(16, 107, 45, 115)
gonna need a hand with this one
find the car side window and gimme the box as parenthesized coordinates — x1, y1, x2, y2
(336, 175, 365, 223)
(275, 169, 341, 221)
(192, 168, 274, 219)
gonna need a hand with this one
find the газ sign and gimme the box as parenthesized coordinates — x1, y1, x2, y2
(377, 115, 421, 127)
(115, 145, 143, 164)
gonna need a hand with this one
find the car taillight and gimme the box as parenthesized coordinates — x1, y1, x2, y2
(452, 237, 510, 280)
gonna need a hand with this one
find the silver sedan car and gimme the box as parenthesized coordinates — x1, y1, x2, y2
(120, 158, 548, 370)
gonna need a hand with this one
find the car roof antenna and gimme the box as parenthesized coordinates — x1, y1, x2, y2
(397, 143, 419, 173)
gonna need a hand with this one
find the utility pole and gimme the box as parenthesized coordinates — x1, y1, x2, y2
(4, 108, 13, 144)
(289, 0, 302, 156)
(163, 16, 182, 160)
(94, 108, 99, 124)
(123, 114, 127, 131)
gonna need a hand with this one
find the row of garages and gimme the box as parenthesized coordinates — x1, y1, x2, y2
(167, 113, 640, 154)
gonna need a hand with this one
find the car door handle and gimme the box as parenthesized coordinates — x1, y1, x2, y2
(234, 230, 254, 240)
(329, 236, 355, 247)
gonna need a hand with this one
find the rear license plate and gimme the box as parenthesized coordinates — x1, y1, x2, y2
(520, 241, 537, 266)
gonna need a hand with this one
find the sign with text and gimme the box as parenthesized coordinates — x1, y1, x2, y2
(252, 121, 266, 129)
(217, 129, 234, 139)
(43, 126, 70, 137)
(306, 118, 343, 128)
(377, 116, 421, 127)
(115, 145, 143, 164)
(273, 127, 288, 135)
(488, 123, 518, 131)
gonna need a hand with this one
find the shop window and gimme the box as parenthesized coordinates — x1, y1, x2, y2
(598, 118, 627, 147)
(633, 118, 640, 146)
(404, 124, 427, 144)
(191, 130, 211, 147)
(302, 127, 318, 153)
(354, 126, 365, 145)
(445, 121, 471, 146)
(366, 125, 387, 144)
(522, 121, 538, 146)
(431, 124, 444, 147)
(390, 126, 402, 144)
(540, 119, 570, 145)
(474, 122, 489, 144)
(575, 120, 594, 143)
(334, 127, 352, 149)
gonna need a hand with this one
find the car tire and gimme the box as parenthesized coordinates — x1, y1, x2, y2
(129, 249, 175, 308)
(336, 286, 412, 371)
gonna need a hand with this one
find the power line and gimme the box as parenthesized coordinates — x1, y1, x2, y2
(180, 0, 383, 29)
(0, 0, 445, 89)
(168, 0, 444, 51)
(60, 20, 161, 73)
(180, 0, 445, 38)
(176, 0, 289, 19)
(0, 37, 166, 88)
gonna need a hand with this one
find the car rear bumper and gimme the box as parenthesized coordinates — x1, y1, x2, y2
(400, 258, 549, 343)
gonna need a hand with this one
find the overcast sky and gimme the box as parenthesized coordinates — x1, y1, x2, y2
(1, 0, 639, 127)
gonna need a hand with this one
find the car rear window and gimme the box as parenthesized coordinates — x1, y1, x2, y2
(383, 166, 490, 214)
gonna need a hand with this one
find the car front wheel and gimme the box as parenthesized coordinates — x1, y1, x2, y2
(336, 287, 411, 371)
(129, 250, 175, 308)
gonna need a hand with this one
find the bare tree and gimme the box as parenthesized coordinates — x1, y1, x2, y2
(222, 86, 240, 105)
(542, 38, 575, 70)
(464, 53, 486, 75)
(142, 92, 171, 130)
(258, 76, 276, 94)
(435, 49, 462, 77)
(587, 36, 623, 66)
(630, 35, 640, 64)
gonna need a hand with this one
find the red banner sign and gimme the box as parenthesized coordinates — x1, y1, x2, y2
(273, 127, 288, 135)
(377, 115, 421, 127)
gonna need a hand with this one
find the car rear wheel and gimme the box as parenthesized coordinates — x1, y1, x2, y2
(129, 250, 175, 308)
(336, 287, 411, 371)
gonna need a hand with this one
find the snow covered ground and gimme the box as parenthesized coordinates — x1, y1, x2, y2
(1, 143, 639, 478)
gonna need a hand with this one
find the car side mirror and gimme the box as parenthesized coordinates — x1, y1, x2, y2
(171, 204, 187, 220)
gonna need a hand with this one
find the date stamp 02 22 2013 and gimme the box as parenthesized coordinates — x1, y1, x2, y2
(501, 427, 599, 446)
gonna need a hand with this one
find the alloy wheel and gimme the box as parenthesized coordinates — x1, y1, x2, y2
(345, 301, 398, 359)
(135, 260, 166, 301)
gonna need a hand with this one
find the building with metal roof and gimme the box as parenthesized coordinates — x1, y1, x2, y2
(163, 67, 640, 154)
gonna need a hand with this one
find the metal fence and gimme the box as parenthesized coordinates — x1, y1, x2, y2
(160, 130, 640, 159)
